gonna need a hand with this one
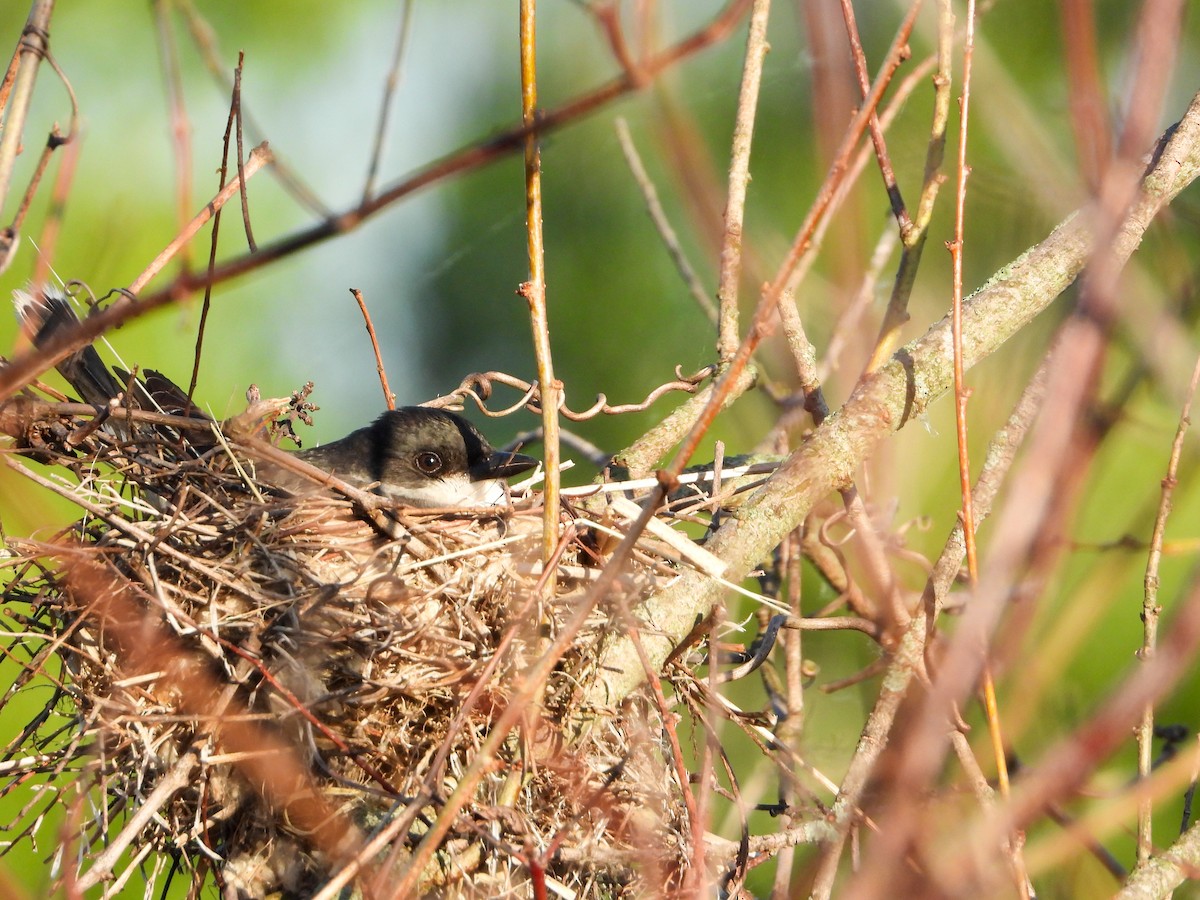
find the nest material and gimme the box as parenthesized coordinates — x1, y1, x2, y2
(0, 398, 698, 898)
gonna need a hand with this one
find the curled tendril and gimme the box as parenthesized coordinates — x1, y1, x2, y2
(427, 365, 716, 421)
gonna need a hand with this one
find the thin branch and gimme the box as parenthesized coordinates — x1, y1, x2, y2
(769, 3, 920, 303)
(587, 1, 648, 86)
(7, 40, 77, 244)
(186, 52, 247, 410)
(614, 117, 717, 326)
(585, 87, 1200, 710)
(361, 0, 413, 203)
(518, 0, 560, 569)
(807, 355, 1051, 900)
(351, 288, 396, 410)
(1136, 348, 1200, 859)
(1059, 0, 1112, 191)
(0, 0, 53, 224)
(30, 125, 79, 285)
(837, 0, 914, 236)
(714, 0, 771, 362)
(945, 8, 1023, 890)
(0, 143, 273, 403)
(152, 0, 194, 268)
(232, 55, 255, 252)
(864, 0, 954, 372)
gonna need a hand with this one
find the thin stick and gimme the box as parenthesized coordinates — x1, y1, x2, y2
(187, 53, 246, 410)
(948, 1, 1027, 892)
(518, 0, 560, 570)
(687, 609, 721, 893)
(351, 288, 396, 410)
(30, 127, 80, 286)
(946, 0, 984, 757)
(1, 9, 75, 278)
(7, 40, 77, 237)
(768, 4, 918, 304)
(0, 1, 53, 222)
(362, 0, 413, 203)
(0, 29, 21, 115)
(588, 2, 645, 85)
(1137, 350, 1200, 860)
(771, 531, 805, 894)
(0, 143, 272, 403)
(864, 1, 953, 373)
(129, 142, 272, 296)
(233, 55, 256, 252)
(614, 117, 717, 326)
(714, 0, 771, 362)
(837, 0, 913, 235)
(1059, 0, 1112, 191)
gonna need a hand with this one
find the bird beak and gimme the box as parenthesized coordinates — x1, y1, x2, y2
(473, 449, 540, 481)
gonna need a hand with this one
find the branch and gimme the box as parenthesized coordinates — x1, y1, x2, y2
(586, 88, 1200, 709)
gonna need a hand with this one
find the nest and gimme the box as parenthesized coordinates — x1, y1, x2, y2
(0, 394, 704, 897)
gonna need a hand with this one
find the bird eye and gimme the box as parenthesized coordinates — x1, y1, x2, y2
(414, 451, 443, 475)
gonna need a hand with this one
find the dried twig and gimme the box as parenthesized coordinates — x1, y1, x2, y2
(361, 0, 413, 203)
(714, 0, 771, 362)
(350, 288, 396, 410)
(517, 0, 560, 570)
(1136, 349, 1200, 859)
(614, 117, 717, 326)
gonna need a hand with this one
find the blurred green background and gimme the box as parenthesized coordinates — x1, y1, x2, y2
(1, 1, 1200, 895)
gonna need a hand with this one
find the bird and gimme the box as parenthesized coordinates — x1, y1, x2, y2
(12, 286, 539, 507)
(282, 407, 539, 508)
(13, 286, 135, 410)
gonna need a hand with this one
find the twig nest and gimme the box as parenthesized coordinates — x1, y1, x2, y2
(1, 400, 694, 897)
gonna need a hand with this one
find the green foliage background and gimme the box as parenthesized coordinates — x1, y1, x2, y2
(1, 1, 1200, 895)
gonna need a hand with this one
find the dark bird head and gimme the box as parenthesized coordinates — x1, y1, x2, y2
(294, 407, 539, 507)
